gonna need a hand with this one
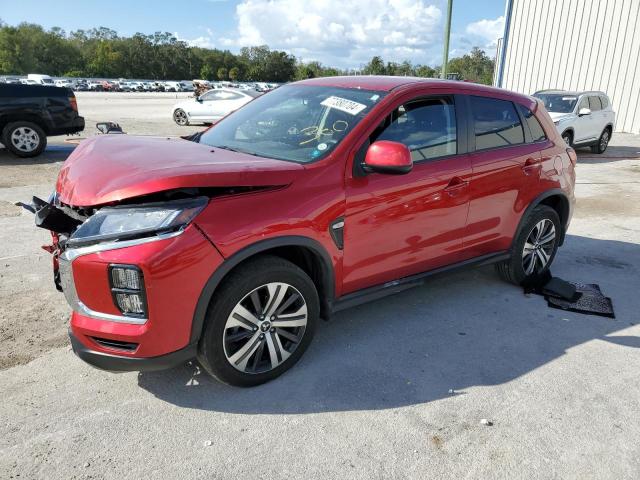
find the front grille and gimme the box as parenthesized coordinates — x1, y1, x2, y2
(91, 337, 139, 352)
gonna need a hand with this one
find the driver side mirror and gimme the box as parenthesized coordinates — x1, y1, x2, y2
(578, 107, 591, 116)
(363, 141, 413, 175)
(196, 96, 203, 103)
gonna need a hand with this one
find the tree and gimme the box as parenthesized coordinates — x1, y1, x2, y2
(362, 56, 386, 75)
(200, 63, 214, 80)
(216, 66, 228, 80)
(228, 66, 239, 81)
(446, 47, 495, 85)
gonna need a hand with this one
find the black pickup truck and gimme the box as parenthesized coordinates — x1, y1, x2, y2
(0, 84, 85, 158)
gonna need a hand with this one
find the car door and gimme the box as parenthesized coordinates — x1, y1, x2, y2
(573, 95, 596, 143)
(461, 94, 547, 258)
(342, 94, 472, 294)
(588, 95, 605, 137)
(188, 90, 220, 121)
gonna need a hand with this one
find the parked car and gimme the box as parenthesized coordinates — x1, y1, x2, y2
(27, 74, 55, 86)
(179, 81, 195, 92)
(36, 77, 575, 386)
(172, 88, 260, 125)
(55, 79, 75, 89)
(20, 79, 39, 85)
(533, 90, 615, 153)
(163, 81, 182, 92)
(0, 83, 84, 157)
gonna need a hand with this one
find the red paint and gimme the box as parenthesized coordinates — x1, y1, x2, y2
(57, 78, 575, 361)
(364, 140, 412, 173)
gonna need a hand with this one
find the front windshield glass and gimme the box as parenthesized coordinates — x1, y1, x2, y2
(199, 85, 386, 163)
(534, 93, 578, 113)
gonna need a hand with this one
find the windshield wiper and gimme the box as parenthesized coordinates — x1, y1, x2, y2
(212, 145, 260, 156)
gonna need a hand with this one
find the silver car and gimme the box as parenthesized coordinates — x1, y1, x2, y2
(533, 90, 615, 153)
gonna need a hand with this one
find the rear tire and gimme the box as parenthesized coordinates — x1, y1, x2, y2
(197, 256, 319, 387)
(496, 205, 561, 285)
(590, 128, 610, 154)
(2, 121, 47, 158)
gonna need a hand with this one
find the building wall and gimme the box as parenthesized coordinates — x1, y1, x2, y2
(495, 0, 640, 133)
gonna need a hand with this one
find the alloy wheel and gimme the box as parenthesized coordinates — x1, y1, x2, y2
(10, 127, 40, 153)
(600, 130, 609, 150)
(223, 282, 308, 374)
(173, 109, 188, 125)
(522, 219, 556, 275)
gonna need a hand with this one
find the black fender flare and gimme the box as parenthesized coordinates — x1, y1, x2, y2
(513, 189, 571, 249)
(190, 235, 336, 343)
(560, 127, 574, 141)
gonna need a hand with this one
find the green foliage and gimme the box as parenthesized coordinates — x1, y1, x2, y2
(200, 63, 214, 80)
(216, 66, 228, 81)
(446, 47, 495, 85)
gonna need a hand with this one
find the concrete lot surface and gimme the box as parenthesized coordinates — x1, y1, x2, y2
(0, 93, 639, 479)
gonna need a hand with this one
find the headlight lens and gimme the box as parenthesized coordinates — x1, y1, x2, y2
(68, 197, 207, 247)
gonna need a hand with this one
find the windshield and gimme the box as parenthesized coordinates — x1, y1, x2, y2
(199, 85, 386, 163)
(534, 93, 578, 113)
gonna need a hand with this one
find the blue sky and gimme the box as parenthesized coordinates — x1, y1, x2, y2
(0, 0, 507, 67)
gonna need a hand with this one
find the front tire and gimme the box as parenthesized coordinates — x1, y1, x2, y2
(590, 128, 610, 154)
(562, 131, 573, 147)
(173, 108, 189, 126)
(2, 121, 47, 158)
(198, 256, 319, 387)
(496, 205, 561, 285)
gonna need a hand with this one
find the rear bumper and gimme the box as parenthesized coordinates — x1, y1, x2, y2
(49, 116, 85, 136)
(69, 329, 196, 372)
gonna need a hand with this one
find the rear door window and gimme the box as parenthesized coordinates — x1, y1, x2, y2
(518, 105, 547, 142)
(588, 96, 602, 111)
(600, 96, 609, 108)
(373, 97, 457, 161)
(470, 96, 524, 150)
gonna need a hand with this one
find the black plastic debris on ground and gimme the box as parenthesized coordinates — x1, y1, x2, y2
(522, 270, 615, 319)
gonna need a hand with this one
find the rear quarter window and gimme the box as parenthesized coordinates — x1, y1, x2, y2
(470, 96, 524, 150)
(518, 105, 547, 142)
(600, 96, 610, 108)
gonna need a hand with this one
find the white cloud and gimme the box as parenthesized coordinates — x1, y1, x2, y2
(464, 15, 504, 49)
(174, 27, 216, 49)
(218, 0, 444, 67)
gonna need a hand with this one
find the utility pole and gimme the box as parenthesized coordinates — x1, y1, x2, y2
(441, 0, 453, 79)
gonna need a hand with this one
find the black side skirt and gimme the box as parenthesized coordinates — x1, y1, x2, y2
(332, 251, 510, 313)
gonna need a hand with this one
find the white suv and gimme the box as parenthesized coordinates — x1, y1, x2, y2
(533, 90, 615, 154)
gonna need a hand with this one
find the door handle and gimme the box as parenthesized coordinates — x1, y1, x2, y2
(522, 157, 542, 175)
(443, 177, 469, 196)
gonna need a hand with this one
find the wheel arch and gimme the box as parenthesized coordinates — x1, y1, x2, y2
(560, 127, 574, 142)
(514, 189, 571, 248)
(190, 236, 336, 344)
(0, 114, 49, 136)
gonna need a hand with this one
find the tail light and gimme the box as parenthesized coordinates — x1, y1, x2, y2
(566, 147, 577, 165)
(69, 95, 78, 112)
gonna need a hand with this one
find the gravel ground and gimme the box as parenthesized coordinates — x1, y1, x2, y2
(0, 93, 639, 479)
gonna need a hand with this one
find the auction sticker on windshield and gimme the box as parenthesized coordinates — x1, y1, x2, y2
(320, 96, 367, 116)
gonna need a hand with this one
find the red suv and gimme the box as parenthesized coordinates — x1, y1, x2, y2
(38, 77, 575, 386)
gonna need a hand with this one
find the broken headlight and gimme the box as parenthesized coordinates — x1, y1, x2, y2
(67, 197, 208, 247)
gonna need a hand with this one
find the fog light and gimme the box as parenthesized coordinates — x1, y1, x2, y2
(115, 293, 145, 315)
(111, 267, 141, 290)
(108, 264, 147, 317)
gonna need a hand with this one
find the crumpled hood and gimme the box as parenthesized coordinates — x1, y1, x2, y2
(548, 112, 574, 123)
(56, 135, 304, 207)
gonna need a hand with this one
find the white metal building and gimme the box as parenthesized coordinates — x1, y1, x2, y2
(494, 0, 640, 133)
